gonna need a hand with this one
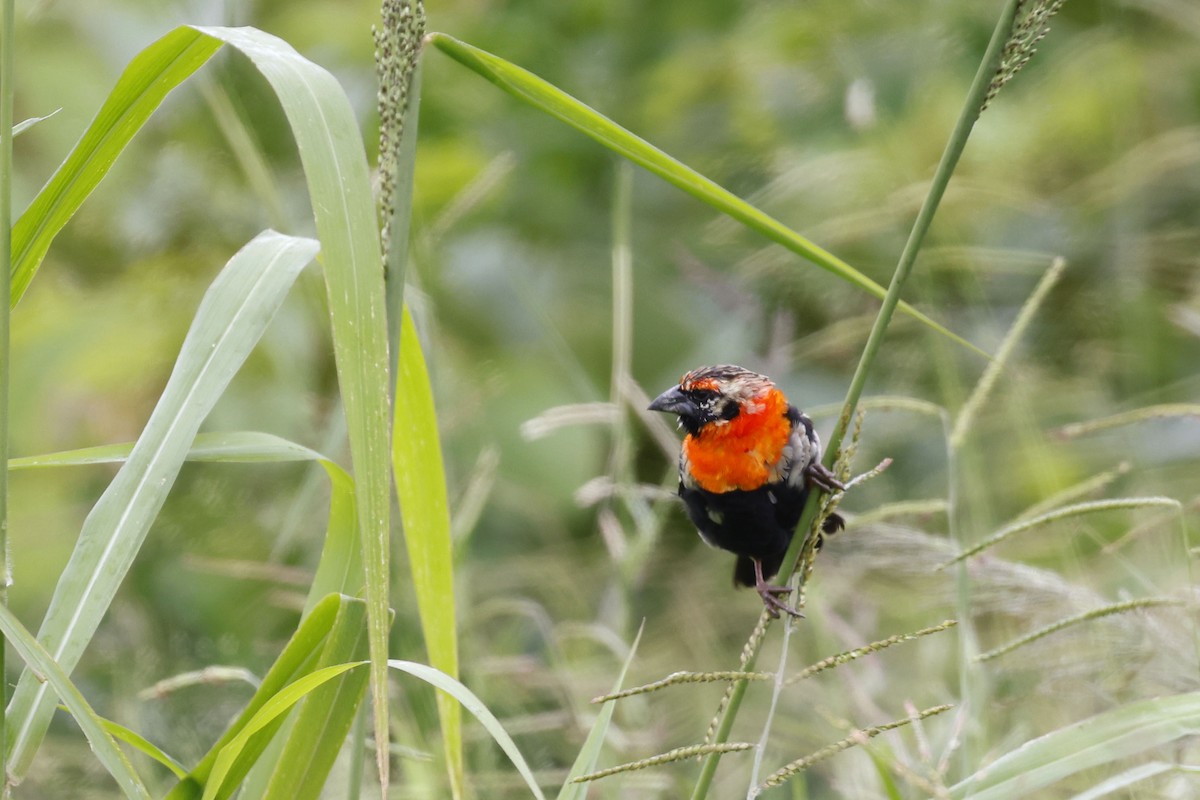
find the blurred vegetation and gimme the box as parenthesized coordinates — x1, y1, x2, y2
(6, 0, 1200, 796)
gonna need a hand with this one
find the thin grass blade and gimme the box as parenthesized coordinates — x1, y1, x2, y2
(12, 109, 58, 137)
(4, 231, 317, 781)
(428, 33, 984, 357)
(192, 25, 393, 785)
(260, 597, 370, 800)
(389, 659, 548, 800)
(556, 623, 643, 800)
(166, 593, 346, 800)
(0, 604, 151, 799)
(9, 27, 223, 307)
(6, 430, 360, 615)
(96, 716, 189, 780)
(202, 662, 367, 800)
(393, 305, 462, 793)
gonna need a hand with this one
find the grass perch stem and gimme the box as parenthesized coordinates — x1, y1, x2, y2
(689, 1, 1024, 795)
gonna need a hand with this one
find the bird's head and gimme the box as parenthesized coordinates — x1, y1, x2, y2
(648, 365, 777, 436)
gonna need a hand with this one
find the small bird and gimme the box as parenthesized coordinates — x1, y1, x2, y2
(649, 365, 844, 617)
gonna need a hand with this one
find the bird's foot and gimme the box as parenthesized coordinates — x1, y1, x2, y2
(755, 581, 804, 619)
(805, 461, 845, 494)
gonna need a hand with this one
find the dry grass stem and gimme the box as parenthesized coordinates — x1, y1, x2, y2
(702, 611, 772, 749)
(1053, 404, 1200, 439)
(591, 671, 772, 704)
(754, 704, 954, 793)
(572, 742, 755, 783)
(786, 621, 958, 685)
(950, 257, 1067, 448)
(975, 597, 1188, 662)
(938, 497, 1182, 569)
(850, 499, 950, 526)
(1014, 462, 1132, 523)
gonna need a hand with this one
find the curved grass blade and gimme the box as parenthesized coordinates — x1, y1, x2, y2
(949, 692, 1200, 800)
(9, 430, 330, 469)
(393, 305, 462, 794)
(0, 604, 152, 799)
(389, 659, 548, 800)
(95, 716, 189, 780)
(9, 28, 223, 307)
(259, 598, 370, 800)
(428, 33, 985, 358)
(192, 26, 394, 786)
(4, 231, 318, 781)
(166, 593, 346, 800)
(12, 109, 59, 137)
(6, 430, 361, 614)
(556, 623, 643, 800)
(203, 662, 367, 800)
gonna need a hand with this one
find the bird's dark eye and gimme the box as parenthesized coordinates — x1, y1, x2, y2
(685, 389, 738, 423)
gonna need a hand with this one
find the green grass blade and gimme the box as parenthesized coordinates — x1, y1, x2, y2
(1, 0, 14, 783)
(428, 33, 984, 357)
(167, 593, 345, 800)
(556, 623, 643, 800)
(203, 662, 367, 800)
(9, 27, 222, 307)
(5, 430, 361, 615)
(9, 430, 329, 469)
(393, 305, 462, 793)
(388, 659, 548, 800)
(95, 716, 189, 780)
(0, 604, 152, 799)
(192, 26, 394, 786)
(4, 231, 318, 781)
(949, 692, 1200, 800)
(260, 597, 370, 800)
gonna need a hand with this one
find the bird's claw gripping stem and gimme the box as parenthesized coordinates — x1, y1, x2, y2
(753, 558, 804, 619)
(805, 461, 845, 494)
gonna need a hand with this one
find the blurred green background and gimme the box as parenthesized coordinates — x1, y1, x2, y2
(8, 0, 1200, 796)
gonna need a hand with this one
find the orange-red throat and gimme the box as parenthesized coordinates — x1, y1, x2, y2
(683, 387, 791, 493)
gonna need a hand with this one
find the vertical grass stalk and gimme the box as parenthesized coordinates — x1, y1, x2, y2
(691, 1, 1025, 795)
(0, 0, 16, 780)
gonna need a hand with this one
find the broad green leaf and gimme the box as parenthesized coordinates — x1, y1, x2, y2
(260, 596, 370, 800)
(203, 662, 367, 800)
(167, 593, 346, 800)
(950, 692, 1200, 800)
(9, 28, 222, 307)
(193, 26, 394, 784)
(428, 33, 985, 358)
(393, 305, 462, 794)
(556, 623, 643, 800)
(389, 659, 548, 800)
(96, 716, 189, 780)
(0, 604, 152, 799)
(5, 231, 318, 781)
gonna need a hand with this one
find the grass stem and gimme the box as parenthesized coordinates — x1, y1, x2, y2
(0, 0, 16, 781)
(689, 2, 1024, 794)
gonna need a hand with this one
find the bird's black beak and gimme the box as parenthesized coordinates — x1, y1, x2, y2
(648, 385, 697, 418)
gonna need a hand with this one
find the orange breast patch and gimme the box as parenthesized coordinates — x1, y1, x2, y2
(683, 388, 790, 493)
